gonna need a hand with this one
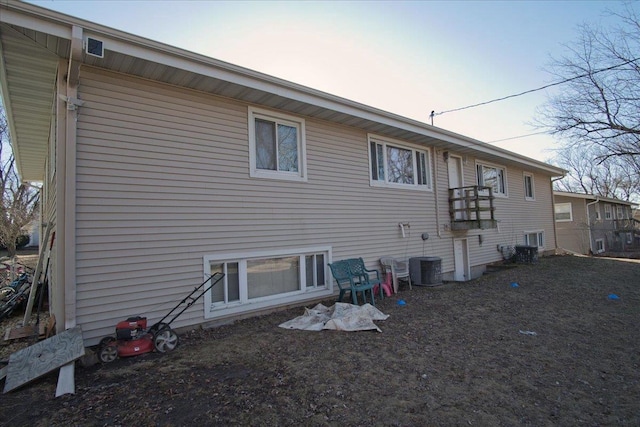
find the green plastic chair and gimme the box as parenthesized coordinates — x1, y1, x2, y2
(347, 258, 384, 300)
(328, 260, 376, 305)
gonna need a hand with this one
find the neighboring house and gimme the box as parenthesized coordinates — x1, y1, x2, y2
(0, 1, 565, 346)
(554, 191, 639, 255)
(26, 213, 41, 247)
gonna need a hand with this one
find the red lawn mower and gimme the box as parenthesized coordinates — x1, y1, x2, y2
(97, 272, 224, 363)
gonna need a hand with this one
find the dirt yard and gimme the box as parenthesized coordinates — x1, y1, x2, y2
(1, 254, 639, 426)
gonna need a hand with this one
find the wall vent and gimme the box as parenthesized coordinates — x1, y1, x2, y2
(86, 37, 104, 58)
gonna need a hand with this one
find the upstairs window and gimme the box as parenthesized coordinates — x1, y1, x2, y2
(617, 206, 624, 219)
(476, 163, 506, 196)
(604, 204, 612, 220)
(249, 107, 306, 181)
(523, 173, 535, 200)
(555, 203, 573, 221)
(369, 135, 432, 190)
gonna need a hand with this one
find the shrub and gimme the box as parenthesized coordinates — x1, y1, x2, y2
(0, 234, 31, 251)
(16, 235, 30, 249)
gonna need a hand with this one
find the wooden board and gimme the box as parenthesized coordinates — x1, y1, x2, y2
(56, 363, 75, 397)
(4, 324, 41, 341)
(3, 315, 56, 341)
(22, 223, 53, 324)
(3, 326, 84, 393)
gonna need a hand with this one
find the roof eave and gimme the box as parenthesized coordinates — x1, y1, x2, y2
(553, 191, 636, 206)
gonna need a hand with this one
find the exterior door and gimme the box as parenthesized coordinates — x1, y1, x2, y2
(453, 238, 469, 281)
(448, 156, 465, 220)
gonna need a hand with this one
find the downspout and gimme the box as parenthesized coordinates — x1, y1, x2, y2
(53, 61, 66, 334)
(586, 198, 599, 254)
(56, 25, 82, 397)
(63, 25, 82, 331)
(550, 179, 560, 254)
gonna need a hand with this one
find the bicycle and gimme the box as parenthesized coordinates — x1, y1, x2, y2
(0, 265, 33, 301)
(0, 265, 34, 323)
(0, 260, 15, 285)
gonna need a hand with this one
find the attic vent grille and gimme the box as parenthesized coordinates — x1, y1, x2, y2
(86, 37, 104, 58)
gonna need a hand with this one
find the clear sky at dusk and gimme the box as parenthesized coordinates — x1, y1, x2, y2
(28, 0, 632, 162)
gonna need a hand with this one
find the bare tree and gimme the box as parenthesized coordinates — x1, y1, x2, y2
(0, 107, 40, 258)
(551, 145, 640, 201)
(539, 4, 640, 176)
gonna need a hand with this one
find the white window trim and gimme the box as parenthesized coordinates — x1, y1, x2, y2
(617, 205, 624, 219)
(594, 204, 601, 221)
(523, 172, 535, 201)
(595, 238, 605, 253)
(555, 202, 573, 222)
(604, 204, 612, 220)
(203, 246, 332, 319)
(524, 229, 545, 251)
(368, 134, 433, 191)
(248, 106, 307, 182)
(475, 161, 508, 197)
(626, 232, 633, 244)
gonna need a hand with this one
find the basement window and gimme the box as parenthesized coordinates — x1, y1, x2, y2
(204, 247, 331, 318)
(524, 230, 544, 251)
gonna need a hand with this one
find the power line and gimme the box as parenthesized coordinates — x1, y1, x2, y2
(434, 56, 640, 117)
(486, 131, 549, 144)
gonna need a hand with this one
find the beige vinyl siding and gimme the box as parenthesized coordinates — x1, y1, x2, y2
(554, 195, 590, 254)
(75, 69, 249, 340)
(432, 151, 457, 273)
(500, 167, 557, 248)
(74, 67, 559, 342)
(489, 166, 557, 256)
(41, 81, 62, 333)
(73, 68, 441, 342)
(439, 155, 557, 268)
(42, 150, 59, 327)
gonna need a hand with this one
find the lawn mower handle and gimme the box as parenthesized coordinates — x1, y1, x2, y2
(149, 272, 225, 331)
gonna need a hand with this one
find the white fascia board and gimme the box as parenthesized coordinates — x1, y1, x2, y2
(553, 191, 636, 206)
(554, 191, 598, 201)
(0, 6, 72, 39)
(0, 38, 21, 177)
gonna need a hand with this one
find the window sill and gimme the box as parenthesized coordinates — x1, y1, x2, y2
(250, 169, 307, 182)
(205, 288, 332, 319)
(370, 181, 432, 191)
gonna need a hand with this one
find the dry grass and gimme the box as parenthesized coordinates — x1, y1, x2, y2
(1, 254, 639, 426)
